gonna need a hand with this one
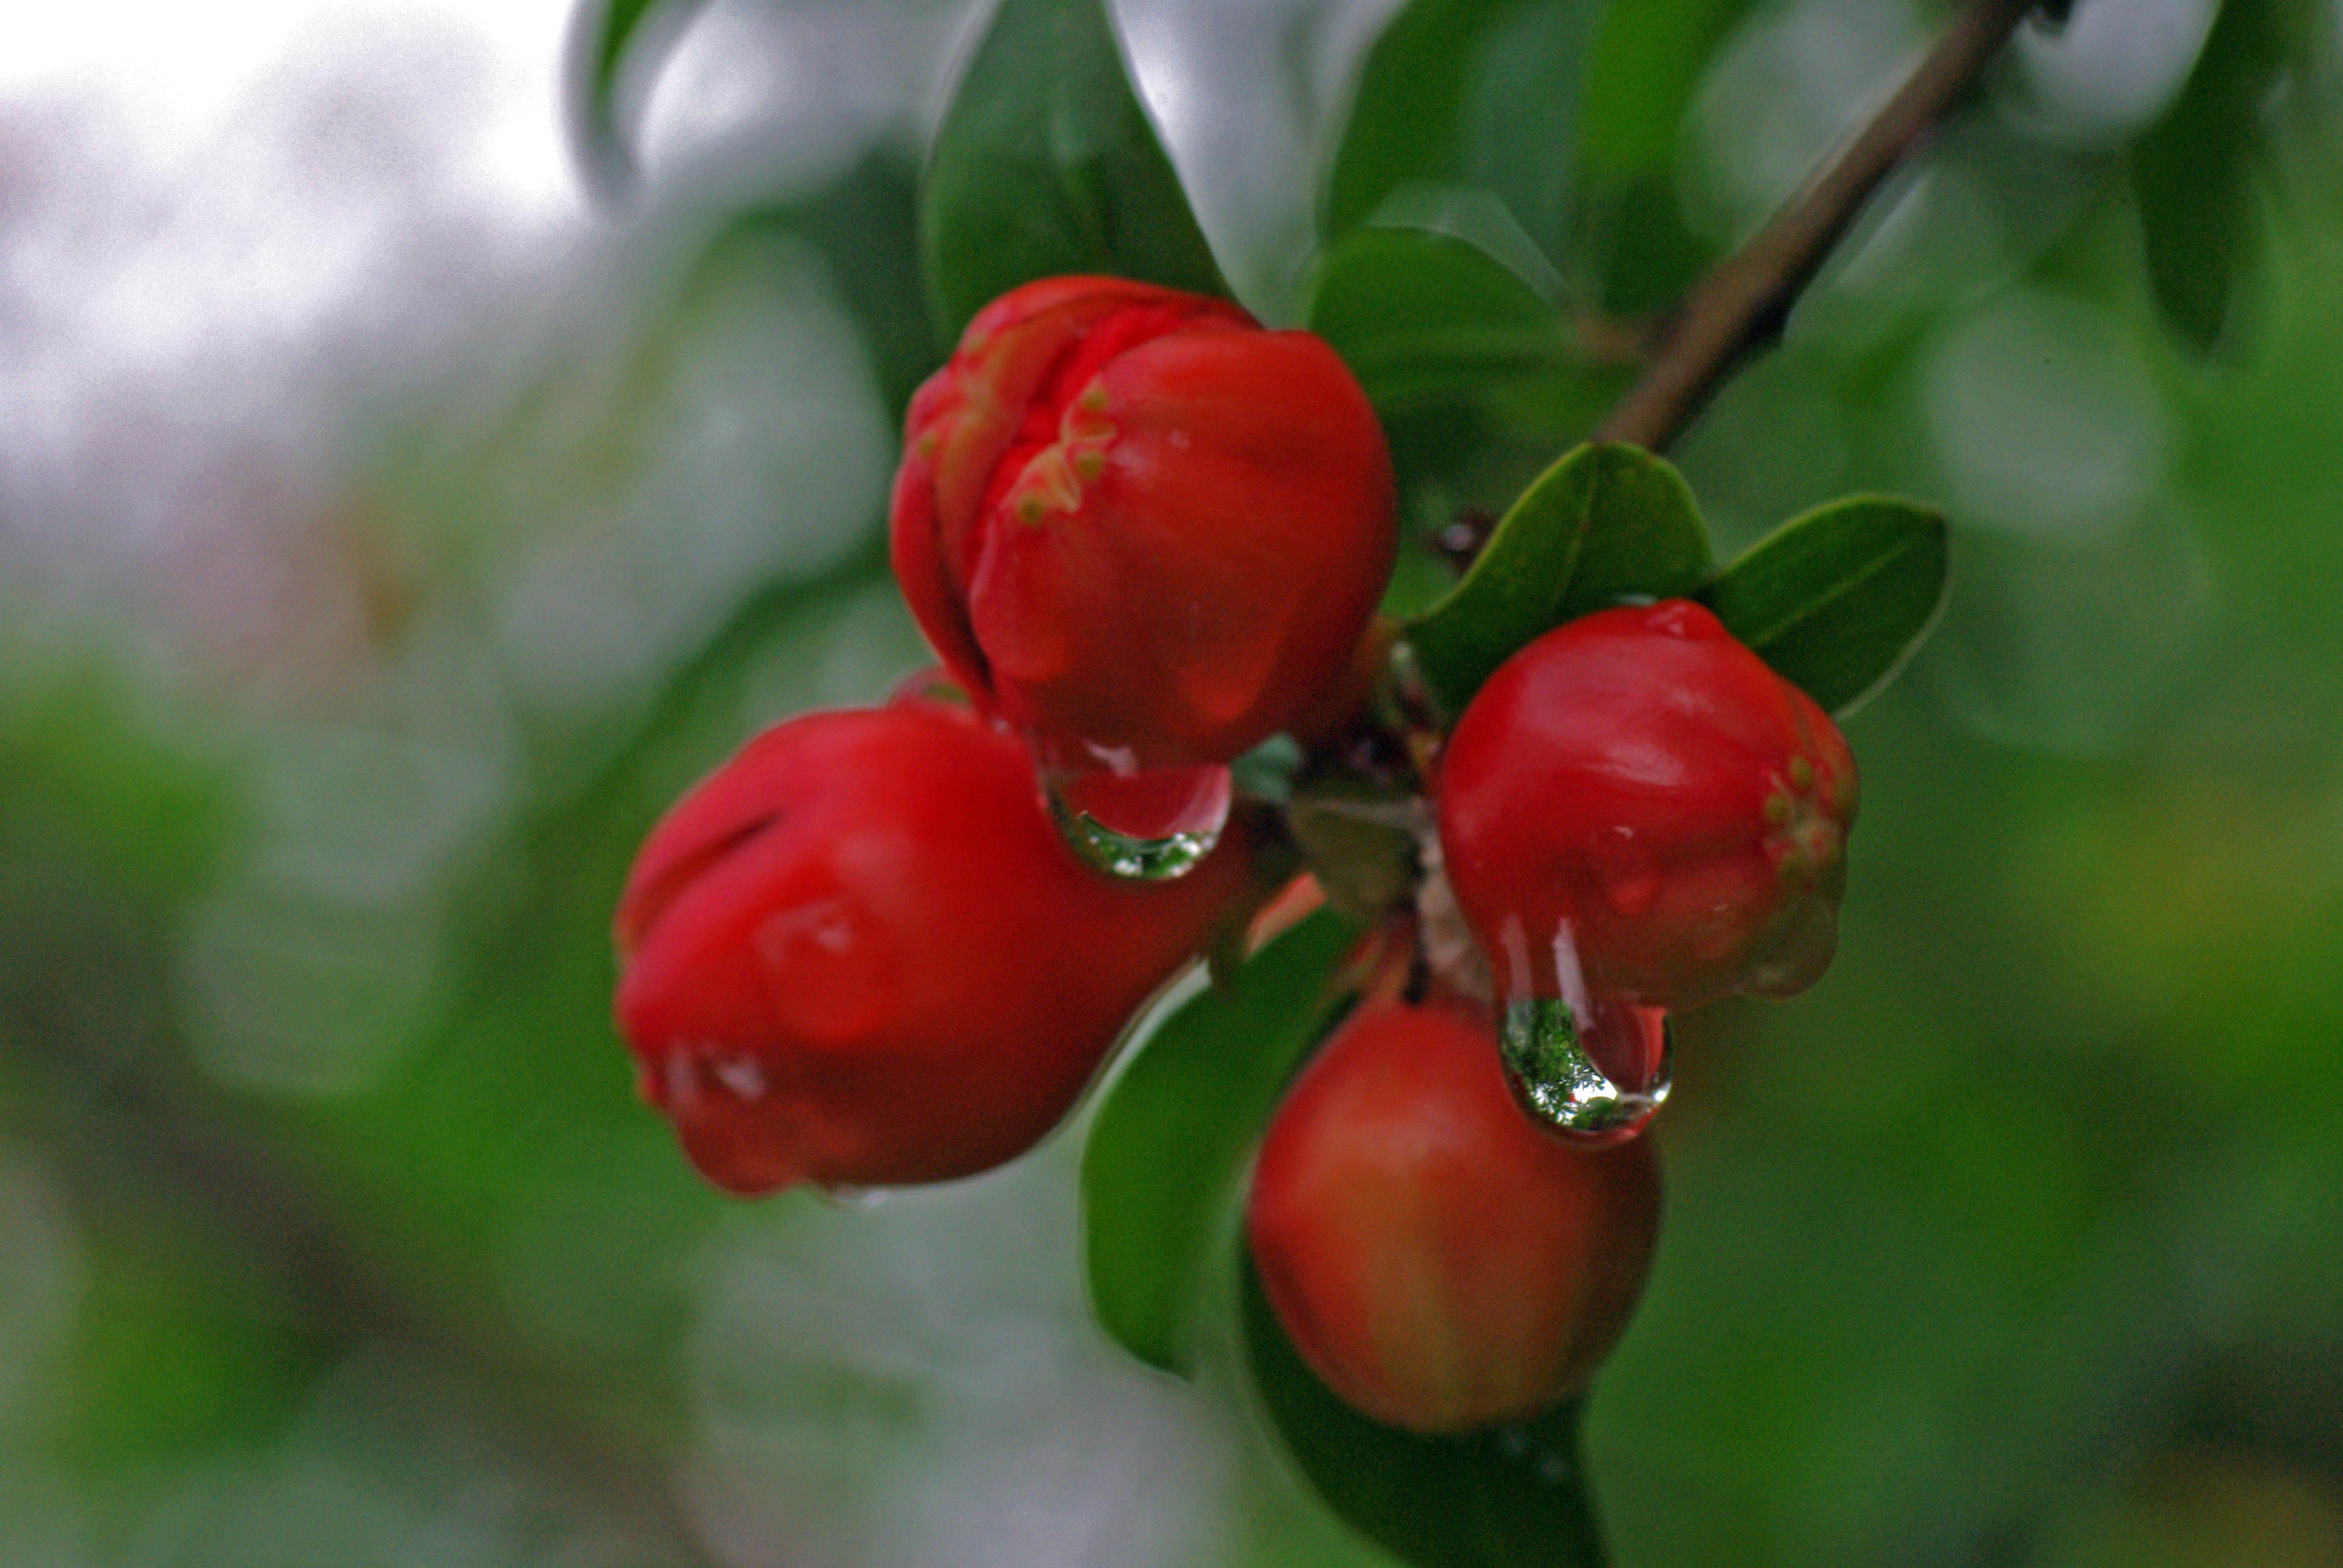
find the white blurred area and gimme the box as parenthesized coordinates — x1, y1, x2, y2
(0, 0, 889, 647)
(0, 0, 579, 585)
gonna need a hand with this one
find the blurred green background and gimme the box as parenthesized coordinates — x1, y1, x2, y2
(6, 0, 2343, 1563)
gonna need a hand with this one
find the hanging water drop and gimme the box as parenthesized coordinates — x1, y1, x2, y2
(814, 1184, 888, 1212)
(1042, 760, 1232, 880)
(1497, 997, 1671, 1145)
(661, 1053, 803, 1198)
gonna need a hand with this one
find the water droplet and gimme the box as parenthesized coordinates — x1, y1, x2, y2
(661, 1053, 804, 1197)
(1043, 761, 1231, 880)
(1498, 997, 1671, 1145)
(711, 1054, 768, 1102)
(814, 1184, 888, 1212)
(752, 896, 900, 1041)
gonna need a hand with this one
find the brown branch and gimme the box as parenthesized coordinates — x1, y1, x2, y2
(1594, 0, 2040, 454)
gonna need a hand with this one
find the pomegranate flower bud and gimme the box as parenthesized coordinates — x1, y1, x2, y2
(888, 275, 1397, 776)
(1437, 600, 1856, 1014)
(1247, 1001, 1662, 1434)
(613, 694, 1248, 1197)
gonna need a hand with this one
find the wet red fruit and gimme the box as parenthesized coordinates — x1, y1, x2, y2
(888, 275, 1397, 774)
(1437, 599, 1857, 1013)
(612, 696, 1248, 1196)
(1246, 1001, 1661, 1434)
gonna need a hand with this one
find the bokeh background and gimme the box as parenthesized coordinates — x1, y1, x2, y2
(5, 0, 2343, 1563)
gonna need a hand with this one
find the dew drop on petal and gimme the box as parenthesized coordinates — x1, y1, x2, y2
(1497, 996, 1672, 1145)
(1042, 760, 1231, 880)
(752, 896, 900, 1040)
(813, 1184, 888, 1212)
(711, 1054, 768, 1102)
(675, 1116, 804, 1198)
(661, 1056, 804, 1198)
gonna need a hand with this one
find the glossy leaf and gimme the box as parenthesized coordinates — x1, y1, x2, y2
(1081, 909, 1359, 1375)
(920, 0, 1228, 343)
(1699, 495, 1949, 717)
(1242, 1259, 1606, 1568)
(1308, 226, 1571, 408)
(1406, 443, 1711, 715)
(1323, 0, 1602, 258)
(2131, 0, 2284, 356)
(565, 0, 712, 192)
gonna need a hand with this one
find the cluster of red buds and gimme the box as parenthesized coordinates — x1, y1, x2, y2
(614, 276, 1859, 1436)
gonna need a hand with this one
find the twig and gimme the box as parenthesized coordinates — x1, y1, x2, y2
(1594, 0, 2040, 454)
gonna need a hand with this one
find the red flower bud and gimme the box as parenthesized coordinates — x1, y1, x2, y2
(1437, 599, 1858, 1013)
(1246, 1001, 1661, 1434)
(612, 694, 1248, 1197)
(888, 275, 1397, 774)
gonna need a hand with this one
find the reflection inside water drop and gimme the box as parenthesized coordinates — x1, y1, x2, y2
(1042, 761, 1231, 881)
(1498, 997, 1671, 1145)
(814, 1184, 888, 1212)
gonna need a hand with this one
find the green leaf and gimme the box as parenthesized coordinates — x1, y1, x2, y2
(1081, 910, 1360, 1375)
(565, 0, 712, 192)
(1323, 0, 1603, 258)
(1308, 226, 1571, 409)
(711, 151, 940, 423)
(1699, 495, 1949, 717)
(1568, 0, 1754, 315)
(1242, 1259, 1607, 1568)
(1575, 0, 1757, 182)
(920, 0, 1228, 344)
(2130, 0, 2284, 356)
(1406, 443, 1711, 715)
